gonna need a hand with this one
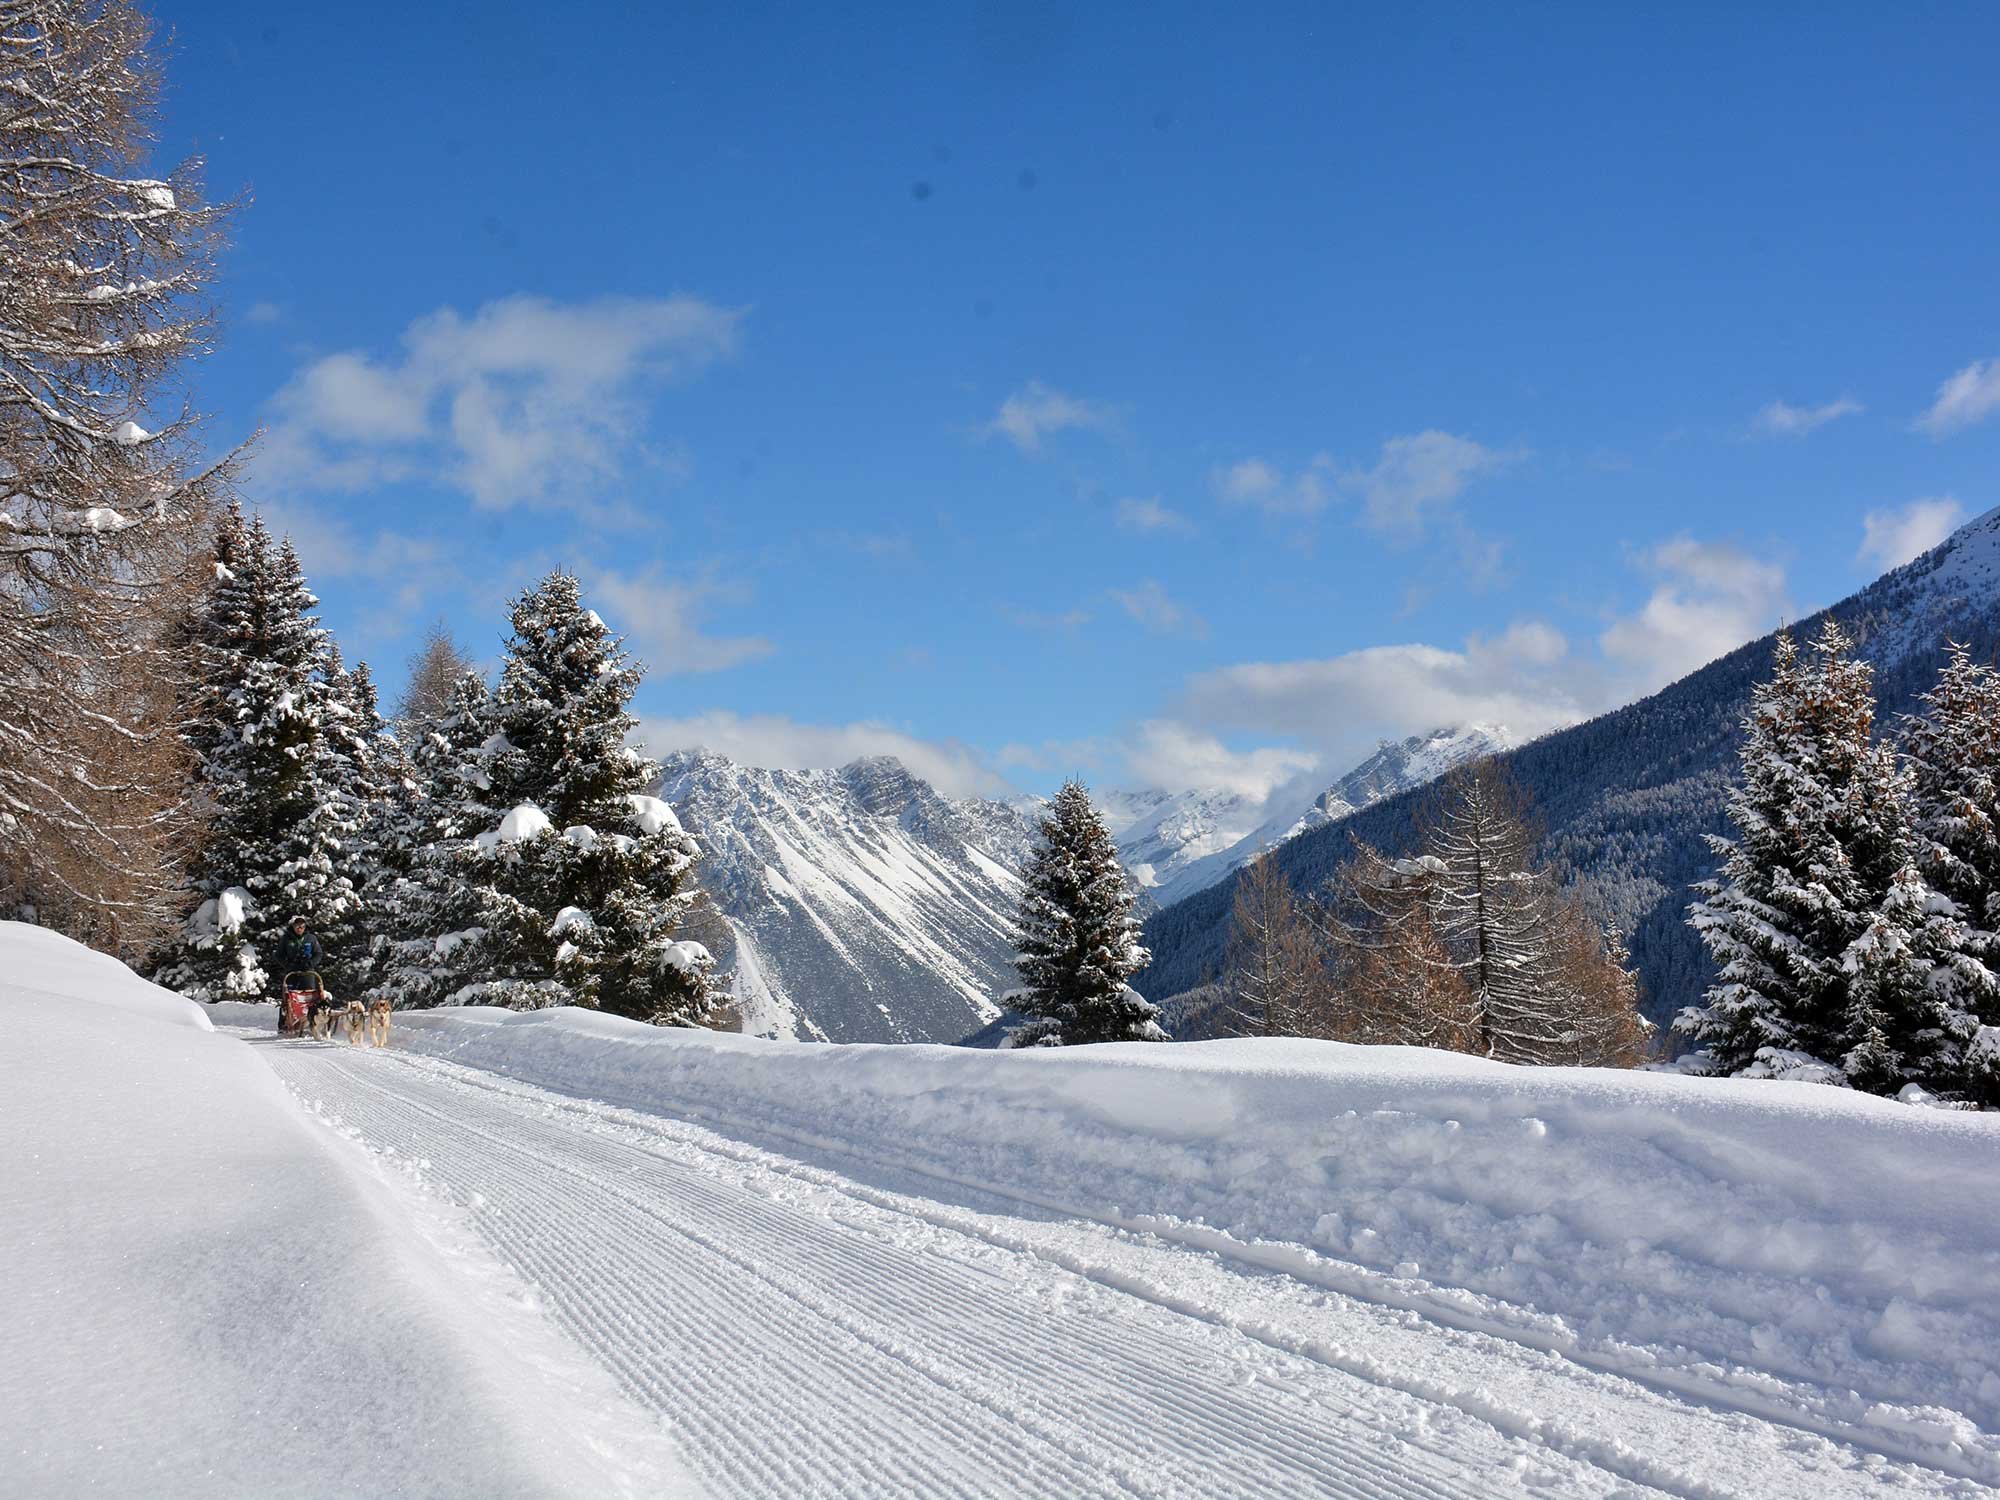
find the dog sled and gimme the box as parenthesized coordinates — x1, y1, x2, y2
(280, 971, 392, 1047)
(279, 971, 324, 1038)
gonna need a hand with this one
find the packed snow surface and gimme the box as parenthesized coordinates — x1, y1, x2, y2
(378, 1004, 2000, 1494)
(13, 916, 2000, 1496)
(0, 923, 684, 1498)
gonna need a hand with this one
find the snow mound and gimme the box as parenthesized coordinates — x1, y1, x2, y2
(393, 1006, 2000, 1477)
(626, 793, 682, 835)
(0, 922, 686, 1497)
(661, 939, 711, 973)
(474, 801, 551, 852)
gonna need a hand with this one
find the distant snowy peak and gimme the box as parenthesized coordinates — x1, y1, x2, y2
(1141, 724, 1515, 909)
(1099, 786, 1268, 900)
(1847, 503, 2000, 671)
(656, 750, 1033, 1045)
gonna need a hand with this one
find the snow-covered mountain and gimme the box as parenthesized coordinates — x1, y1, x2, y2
(1142, 506, 2000, 1024)
(1098, 786, 1266, 905)
(657, 751, 1035, 1044)
(1135, 725, 1515, 910)
(662, 731, 1515, 1044)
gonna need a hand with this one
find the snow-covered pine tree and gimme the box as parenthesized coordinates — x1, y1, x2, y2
(1899, 643, 2000, 1104)
(154, 521, 356, 998)
(1678, 623, 1959, 1093)
(1008, 779, 1165, 1047)
(323, 648, 397, 996)
(441, 573, 714, 1022)
(152, 504, 263, 997)
(253, 538, 359, 979)
(377, 669, 500, 1007)
(0, 0, 239, 955)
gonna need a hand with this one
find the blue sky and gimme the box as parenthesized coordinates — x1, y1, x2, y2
(160, 1, 2000, 801)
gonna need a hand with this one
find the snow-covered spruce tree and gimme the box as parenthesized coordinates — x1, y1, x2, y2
(253, 539, 359, 977)
(1678, 624, 1962, 1092)
(375, 669, 498, 1007)
(323, 647, 397, 996)
(151, 505, 266, 997)
(1900, 643, 2000, 1103)
(1008, 779, 1165, 1047)
(154, 521, 356, 998)
(439, 573, 714, 1022)
(0, 0, 239, 954)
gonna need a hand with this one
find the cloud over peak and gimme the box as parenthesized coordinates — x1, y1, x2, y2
(633, 711, 1005, 799)
(1599, 536, 1790, 693)
(1916, 357, 2000, 438)
(1858, 497, 1965, 572)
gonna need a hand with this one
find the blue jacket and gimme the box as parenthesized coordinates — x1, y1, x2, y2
(274, 931, 324, 976)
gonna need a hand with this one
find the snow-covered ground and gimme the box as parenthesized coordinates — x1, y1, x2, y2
(0, 923, 685, 1498)
(10, 920, 2000, 1496)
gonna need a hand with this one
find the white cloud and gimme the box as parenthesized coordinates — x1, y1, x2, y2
(1916, 357, 2000, 437)
(1211, 432, 1509, 537)
(1177, 620, 1584, 765)
(1110, 579, 1207, 638)
(633, 711, 1005, 798)
(252, 500, 451, 642)
(984, 380, 1115, 454)
(994, 736, 1111, 775)
(1858, 496, 1966, 571)
(1755, 396, 1862, 436)
(585, 566, 774, 677)
(1599, 537, 1789, 692)
(1347, 430, 1508, 539)
(257, 293, 742, 508)
(1211, 455, 1333, 517)
(244, 300, 283, 326)
(1114, 496, 1194, 535)
(1001, 603, 1093, 631)
(1121, 720, 1321, 802)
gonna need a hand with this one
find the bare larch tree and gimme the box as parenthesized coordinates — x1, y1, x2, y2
(1325, 840, 1481, 1051)
(1224, 846, 1333, 1036)
(0, 0, 238, 957)
(396, 619, 478, 729)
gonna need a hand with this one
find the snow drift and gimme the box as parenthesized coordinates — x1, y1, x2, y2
(395, 1005, 2000, 1479)
(0, 922, 683, 1498)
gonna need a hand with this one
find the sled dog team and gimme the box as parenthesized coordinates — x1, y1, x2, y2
(279, 914, 391, 1048)
(308, 994, 393, 1048)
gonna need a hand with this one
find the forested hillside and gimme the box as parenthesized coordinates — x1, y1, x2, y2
(1137, 508, 2000, 1029)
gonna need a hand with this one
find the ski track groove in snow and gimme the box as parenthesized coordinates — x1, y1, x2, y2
(257, 1041, 1982, 1500)
(272, 1048, 1519, 1499)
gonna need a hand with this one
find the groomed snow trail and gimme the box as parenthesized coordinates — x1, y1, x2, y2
(260, 1042, 1982, 1500)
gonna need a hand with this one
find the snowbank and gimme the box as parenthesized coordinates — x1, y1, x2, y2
(0, 923, 683, 1497)
(395, 1005, 2000, 1476)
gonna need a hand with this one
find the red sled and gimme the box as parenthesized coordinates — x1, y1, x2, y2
(279, 971, 325, 1037)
